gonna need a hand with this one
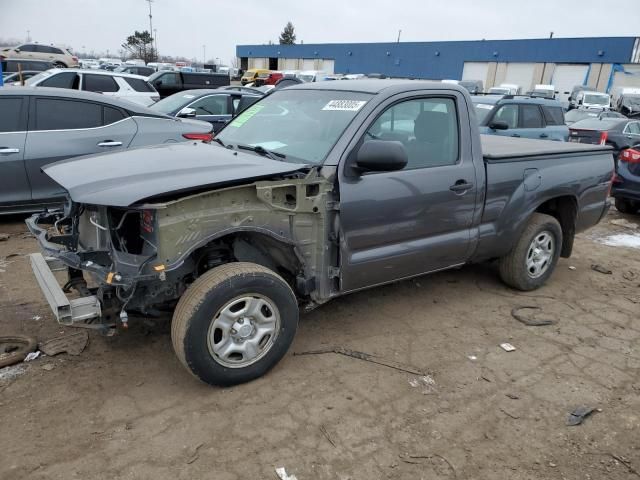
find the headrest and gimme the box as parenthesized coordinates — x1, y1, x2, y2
(414, 110, 449, 143)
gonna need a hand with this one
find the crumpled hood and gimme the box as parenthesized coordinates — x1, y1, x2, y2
(43, 142, 308, 207)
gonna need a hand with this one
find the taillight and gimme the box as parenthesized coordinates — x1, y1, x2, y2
(183, 133, 213, 142)
(599, 131, 608, 145)
(72, 56, 78, 61)
(620, 148, 640, 163)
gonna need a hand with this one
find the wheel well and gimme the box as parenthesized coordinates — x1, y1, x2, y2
(189, 232, 304, 293)
(535, 196, 577, 258)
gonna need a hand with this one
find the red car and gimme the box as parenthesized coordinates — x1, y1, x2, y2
(254, 71, 283, 86)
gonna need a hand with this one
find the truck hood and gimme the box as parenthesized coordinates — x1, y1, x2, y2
(43, 142, 308, 207)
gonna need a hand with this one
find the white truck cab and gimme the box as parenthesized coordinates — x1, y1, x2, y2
(575, 91, 611, 110)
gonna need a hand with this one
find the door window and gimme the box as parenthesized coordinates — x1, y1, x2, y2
(365, 97, 459, 169)
(160, 73, 180, 85)
(0, 98, 24, 132)
(39, 72, 79, 89)
(625, 122, 640, 135)
(492, 104, 518, 128)
(542, 106, 564, 126)
(520, 105, 544, 128)
(104, 106, 127, 125)
(190, 95, 229, 115)
(18, 44, 37, 52)
(83, 74, 119, 93)
(34, 98, 103, 130)
(235, 95, 260, 113)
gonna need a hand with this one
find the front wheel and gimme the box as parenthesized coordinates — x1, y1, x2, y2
(615, 197, 638, 215)
(498, 213, 562, 291)
(53, 62, 67, 68)
(171, 262, 298, 386)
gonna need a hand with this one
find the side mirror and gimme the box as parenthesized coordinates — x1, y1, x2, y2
(14, 48, 20, 53)
(489, 120, 509, 130)
(177, 107, 196, 118)
(154, 80, 162, 86)
(355, 140, 408, 172)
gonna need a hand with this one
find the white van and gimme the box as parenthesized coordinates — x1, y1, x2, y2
(574, 91, 611, 110)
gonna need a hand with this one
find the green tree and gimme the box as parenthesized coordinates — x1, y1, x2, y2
(121, 30, 156, 63)
(279, 22, 296, 45)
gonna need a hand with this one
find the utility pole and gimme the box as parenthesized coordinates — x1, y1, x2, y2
(397, 29, 402, 43)
(549, 31, 554, 39)
(202, 45, 206, 65)
(26, 30, 30, 42)
(154, 28, 158, 57)
(146, 0, 154, 37)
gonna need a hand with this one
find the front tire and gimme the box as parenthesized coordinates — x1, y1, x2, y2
(498, 213, 562, 291)
(171, 262, 298, 386)
(53, 61, 67, 68)
(615, 197, 638, 215)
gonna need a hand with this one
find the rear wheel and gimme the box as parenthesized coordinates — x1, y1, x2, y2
(53, 61, 67, 68)
(499, 213, 562, 291)
(171, 262, 298, 386)
(615, 197, 638, 215)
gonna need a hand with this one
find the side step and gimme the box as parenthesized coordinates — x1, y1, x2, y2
(29, 253, 101, 325)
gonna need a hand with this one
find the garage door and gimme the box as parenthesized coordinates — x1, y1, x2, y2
(282, 58, 298, 70)
(320, 59, 335, 74)
(250, 58, 267, 69)
(551, 64, 589, 102)
(610, 64, 640, 91)
(462, 62, 489, 85)
(301, 59, 315, 71)
(503, 63, 536, 92)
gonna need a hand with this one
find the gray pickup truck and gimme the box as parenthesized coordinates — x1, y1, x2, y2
(27, 80, 614, 386)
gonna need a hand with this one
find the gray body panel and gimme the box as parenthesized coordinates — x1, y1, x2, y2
(42, 142, 308, 206)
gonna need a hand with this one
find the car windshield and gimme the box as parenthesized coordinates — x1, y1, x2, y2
(216, 89, 372, 165)
(583, 94, 609, 106)
(531, 90, 553, 98)
(473, 103, 495, 123)
(25, 70, 53, 85)
(622, 95, 640, 109)
(565, 110, 597, 123)
(150, 93, 198, 114)
(298, 74, 315, 82)
(258, 72, 270, 78)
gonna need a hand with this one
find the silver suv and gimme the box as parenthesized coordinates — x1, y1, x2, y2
(1, 43, 78, 68)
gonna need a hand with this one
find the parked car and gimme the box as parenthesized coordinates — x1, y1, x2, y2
(568, 85, 589, 109)
(150, 89, 262, 132)
(530, 84, 556, 99)
(240, 69, 269, 85)
(26, 80, 613, 386)
(574, 91, 611, 110)
(1, 57, 53, 76)
(569, 118, 640, 159)
(254, 71, 283, 86)
(472, 95, 568, 141)
(2, 71, 41, 84)
(148, 71, 230, 98)
(25, 69, 159, 106)
(614, 89, 640, 118)
(565, 109, 626, 126)
(115, 65, 155, 77)
(488, 84, 521, 95)
(79, 59, 100, 69)
(1, 43, 78, 68)
(297, 70, 328, 82)
(611, 146, 640, 214)
(0, 87, 212, 214)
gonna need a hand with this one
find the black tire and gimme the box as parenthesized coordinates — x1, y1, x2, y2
(0, 335, 37, 368)
(615, 197, 637, 215)
(171, 262, 298, 386)
(498, 213, 562, 291)
(53, 62, 67, 68)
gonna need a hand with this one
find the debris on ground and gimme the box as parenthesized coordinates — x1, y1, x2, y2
(500, 343, 516, 352)
(567, 406, 597, 426)
(294, 346, 425, 375)
(499, 407, 520, 419)
(0, 364, 26, 383)
(610, 218, 638, 229)
(24, 351, 41, 362)
(511, 306, 556, 326)
(398, 453, 457, 476)
(409, 375, 437, 394)
(41, 364, 55, 371)
(591, 264, 613, 275)
(568, 265, 576, 270)
(467, 355, 478, 361)
(319, 424, 337, 448)
(0, 335, 38, 368)
(506, 393, 520, 400)
(0, 233, 9, 242)
(39, 331, 89, 357)
(185, 442, 204, 465)
(31, 315, 42, 321)
(622, 270, 638, 281)
(275, 467, 298, 480)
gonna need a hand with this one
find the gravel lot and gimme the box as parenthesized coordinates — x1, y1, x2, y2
(1, 207, 639, 480)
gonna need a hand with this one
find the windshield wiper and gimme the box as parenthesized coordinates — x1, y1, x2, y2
(212, 137, 226, 147)
(236, 144, 286, 161)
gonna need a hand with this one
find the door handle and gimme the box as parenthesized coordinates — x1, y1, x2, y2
(97, 141, 123, 147)
(511, 133, 521, 137)
(449, 180, 474, 193)
(539, 133, 549, 138)
(0, 147, 20, 154)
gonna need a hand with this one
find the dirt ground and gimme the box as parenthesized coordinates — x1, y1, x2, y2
(1, 206, 639, 480)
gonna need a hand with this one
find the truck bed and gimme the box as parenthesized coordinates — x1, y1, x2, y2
(481, 134, 611, 161)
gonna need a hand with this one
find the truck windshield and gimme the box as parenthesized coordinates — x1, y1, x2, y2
(583, 94, 609, 106)
(216, 89, 372, 165)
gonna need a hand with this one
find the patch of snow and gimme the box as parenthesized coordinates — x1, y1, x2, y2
(594, 233, 640, 249)
(0, 364, 26, 382)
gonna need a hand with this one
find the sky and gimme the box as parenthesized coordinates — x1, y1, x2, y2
(1, 0, 639, 65)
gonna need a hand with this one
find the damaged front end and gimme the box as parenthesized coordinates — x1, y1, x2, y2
(27, 200, 166, 332)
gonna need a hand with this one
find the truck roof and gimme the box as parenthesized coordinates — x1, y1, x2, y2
(288, 79, 466, 95)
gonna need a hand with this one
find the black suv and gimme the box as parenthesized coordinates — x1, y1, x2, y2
(148, 71, 231, 99)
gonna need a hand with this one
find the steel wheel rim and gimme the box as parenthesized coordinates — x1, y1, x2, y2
(207, 294, 281, 368)
(526, 231, 555, 278)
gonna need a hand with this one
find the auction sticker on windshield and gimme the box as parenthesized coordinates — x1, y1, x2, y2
(476, 104, 494, 110)
(322, 100, 367, 111)
(229, 104, 265, 128)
